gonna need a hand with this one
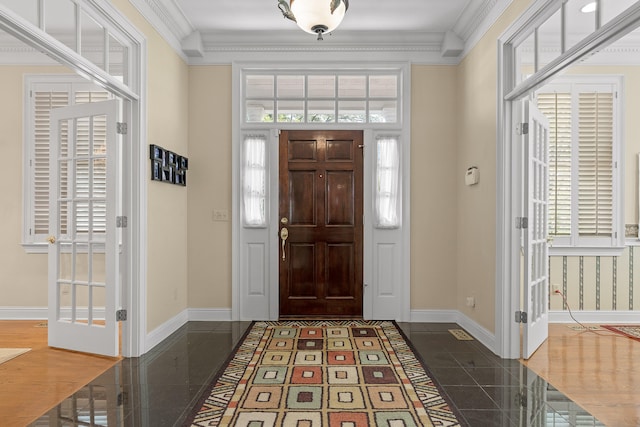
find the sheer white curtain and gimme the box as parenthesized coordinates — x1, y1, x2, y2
(243, 135, 267, 227)
(375, 136, 400, 228)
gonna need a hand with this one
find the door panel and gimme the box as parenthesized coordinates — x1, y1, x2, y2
(523, 100, 550, 359)
(279, 130, 363, 317)
(48, 100, 120, 357)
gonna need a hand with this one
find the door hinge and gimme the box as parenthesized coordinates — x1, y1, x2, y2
(515, 217, 528, 229)
(117, 122, 128, 135)
(117, 392, 128, 406)
(517, 122, 529, 135)
(515, 310, 528, 323)
(116, 309, 127, 321)
(116, 216, 128, 228)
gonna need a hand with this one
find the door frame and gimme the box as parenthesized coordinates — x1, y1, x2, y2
(232, 63, 412, 322)
(0, 0, 148, 357)
(496, 0, 640, 358)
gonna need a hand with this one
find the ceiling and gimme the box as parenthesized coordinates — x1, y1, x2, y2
(175, 0, 479, 33)
(166, 0, 508, 61)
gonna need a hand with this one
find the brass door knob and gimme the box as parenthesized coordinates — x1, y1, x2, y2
(47, 235, 56, 244)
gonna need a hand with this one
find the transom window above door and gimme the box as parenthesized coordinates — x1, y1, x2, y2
(243, 71, 401, 124)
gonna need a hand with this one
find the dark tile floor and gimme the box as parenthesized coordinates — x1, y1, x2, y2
(30, 322, 604, 427)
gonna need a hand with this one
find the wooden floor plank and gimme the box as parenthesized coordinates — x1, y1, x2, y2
(0, 320, 119, 427)
(523, 323, 640, 427)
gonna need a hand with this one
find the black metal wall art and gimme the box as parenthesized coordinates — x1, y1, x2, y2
(150, 144, 188, 186)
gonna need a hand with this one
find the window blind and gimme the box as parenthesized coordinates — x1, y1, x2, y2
(74, 91, 110, 236)
(31, 86, 109, 239)
(537, 92, 572, 236)
(33, 91, 69, 235)
(578, 92, 613, 237)
(537, 81, 617, 246)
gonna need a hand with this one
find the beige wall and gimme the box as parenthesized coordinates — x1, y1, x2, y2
(111, 0, 190, 332)
(456, 0, 533, 332)
(410, 65, 459, 310)
(186, 66, 233, 308)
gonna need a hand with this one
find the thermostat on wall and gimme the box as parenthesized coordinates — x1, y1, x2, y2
(465, 167, 479, 186)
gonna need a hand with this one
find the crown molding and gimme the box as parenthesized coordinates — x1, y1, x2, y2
(460, 0, 514, 58)
(188, 30, 459, 65)
(128, 0, 192, 61)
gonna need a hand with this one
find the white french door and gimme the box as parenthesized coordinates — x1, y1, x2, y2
(48, 100, 120, 357)
(522, 100, 550, 359)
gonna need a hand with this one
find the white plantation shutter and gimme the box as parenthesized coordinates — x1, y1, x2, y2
(537, 77, 621, 251)
(27, 80, 110, 245)
(74, 91, 110, 236)
(33, 91, 69, 236)
(578, 92, 614, 236)
(538, 92, 572, 236)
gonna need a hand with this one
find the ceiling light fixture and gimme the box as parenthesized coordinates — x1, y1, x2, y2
(278, 0, 349, 40)
(581, 2, 597, 13)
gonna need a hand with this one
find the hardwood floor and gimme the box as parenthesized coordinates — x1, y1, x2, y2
(1, 321, 638, 426)
(0, 321, 119, 427)
(523, 323, 640, 426)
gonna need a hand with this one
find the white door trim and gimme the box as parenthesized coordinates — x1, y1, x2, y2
(232, 62, 412, 322)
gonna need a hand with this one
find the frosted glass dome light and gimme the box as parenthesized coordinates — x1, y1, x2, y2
(278, 0, 349, 40)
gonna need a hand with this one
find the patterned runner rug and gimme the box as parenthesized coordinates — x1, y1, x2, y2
(183, 320, 465, 426)
(601, 325, 640, 341)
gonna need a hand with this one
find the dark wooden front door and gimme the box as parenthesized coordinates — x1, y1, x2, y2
(279, 130, 363, 317)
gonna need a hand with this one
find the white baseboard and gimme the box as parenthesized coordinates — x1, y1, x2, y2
(549, 310, 640, 324)
(0, 306, 47, 319)
(188, 308, 233, 321)
(144, 309, 189, 353)
(143, 308, 234, 354)
(454, 312, 497, 354)
(410, 309, 497, 355)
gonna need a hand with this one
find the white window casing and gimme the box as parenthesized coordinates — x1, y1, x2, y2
(536, 76, 624, 255)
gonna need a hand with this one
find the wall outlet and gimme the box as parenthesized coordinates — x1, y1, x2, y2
(465, 296, 476, 308)
(552, 284, 561, 294)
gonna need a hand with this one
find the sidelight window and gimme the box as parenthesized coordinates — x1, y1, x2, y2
(242, 135, 267, 227)
(375, 136, 400, 228)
